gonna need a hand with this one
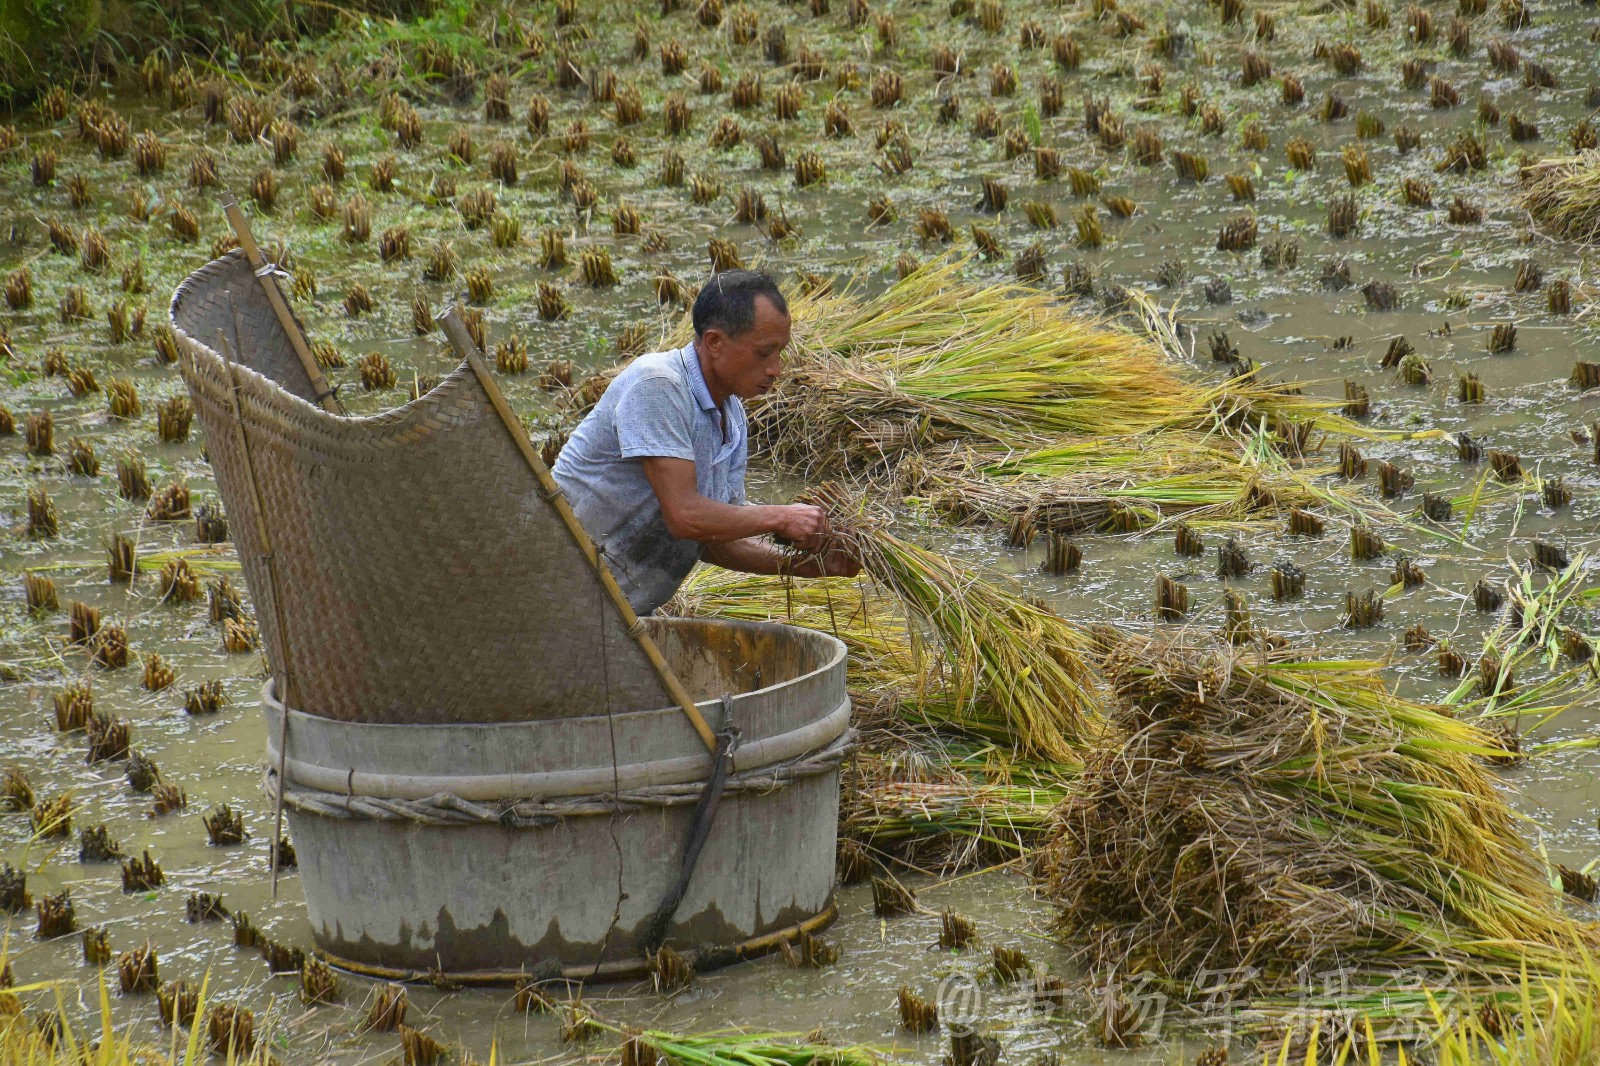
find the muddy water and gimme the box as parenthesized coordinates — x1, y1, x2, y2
(6, 0, 1600, 1060)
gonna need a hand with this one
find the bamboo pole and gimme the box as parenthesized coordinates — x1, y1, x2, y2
(218, 192, 343, 415)
(435, 305, 717, 754)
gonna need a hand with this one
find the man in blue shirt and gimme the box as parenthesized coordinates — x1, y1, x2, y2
(553, 271, 859, 615)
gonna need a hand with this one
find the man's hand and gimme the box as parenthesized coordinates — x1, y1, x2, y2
(768, 503, 832, 552)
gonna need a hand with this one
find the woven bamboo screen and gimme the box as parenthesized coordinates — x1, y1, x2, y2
(171, 251, 669, 724)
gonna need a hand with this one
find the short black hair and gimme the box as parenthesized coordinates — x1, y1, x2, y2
(691, 271, 788, 338)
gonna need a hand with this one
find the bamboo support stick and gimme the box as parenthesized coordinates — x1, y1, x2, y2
(436, 305, 717, 754)
(218, 192, 343, 415)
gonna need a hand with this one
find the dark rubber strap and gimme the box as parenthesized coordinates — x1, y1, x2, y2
(639, 695, 740, 957)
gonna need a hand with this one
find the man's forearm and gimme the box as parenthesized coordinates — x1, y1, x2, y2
(702, 537, 847, 578)
(662, 495, 791, 544)
(641, 456, 831, 549)
(702, 536, 791, 574)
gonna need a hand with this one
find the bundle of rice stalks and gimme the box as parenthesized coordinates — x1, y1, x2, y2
(1039, 631, 1589, 1010)
(664, 567, 914, 702)
(930, 432, 1350, 534)
(803, 486, 1103, 762)
(1519, 152, 1600, 242)
(670, 514, 1100, 764)
(842, 746, 1073, 871)
(734, 259, 1202, 476)
(655, 262, 1352, 507)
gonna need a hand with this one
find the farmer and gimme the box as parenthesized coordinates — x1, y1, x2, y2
(553, 270, 860, 615)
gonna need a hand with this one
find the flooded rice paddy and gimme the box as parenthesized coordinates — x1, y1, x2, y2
(5, 0, 1600, 1060)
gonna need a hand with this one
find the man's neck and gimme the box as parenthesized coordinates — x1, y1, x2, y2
(694, 340, 730, 407)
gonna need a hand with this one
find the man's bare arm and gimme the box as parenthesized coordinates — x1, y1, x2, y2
(703, 536, 860, 578)
(641, 456, 830, 547)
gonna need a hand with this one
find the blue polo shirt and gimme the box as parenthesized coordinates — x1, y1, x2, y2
(552, 342, 748, 614)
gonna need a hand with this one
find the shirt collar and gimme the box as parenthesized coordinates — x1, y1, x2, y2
(681, 341, 719, 413)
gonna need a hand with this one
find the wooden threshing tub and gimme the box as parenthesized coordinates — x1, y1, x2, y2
(170, 249, 851, 981)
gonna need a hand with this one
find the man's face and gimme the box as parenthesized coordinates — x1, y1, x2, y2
(701, 295, 792, 401)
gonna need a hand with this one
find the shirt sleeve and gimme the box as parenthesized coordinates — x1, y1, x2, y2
(614, 372, 697, 462)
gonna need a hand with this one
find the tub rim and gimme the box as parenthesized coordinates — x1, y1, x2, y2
(263, 616, 851, 801)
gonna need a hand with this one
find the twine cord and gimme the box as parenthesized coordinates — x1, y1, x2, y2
(263, 730, 853, 827)
(592, 537, 627, 979)
(219, 296, 297, 898)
